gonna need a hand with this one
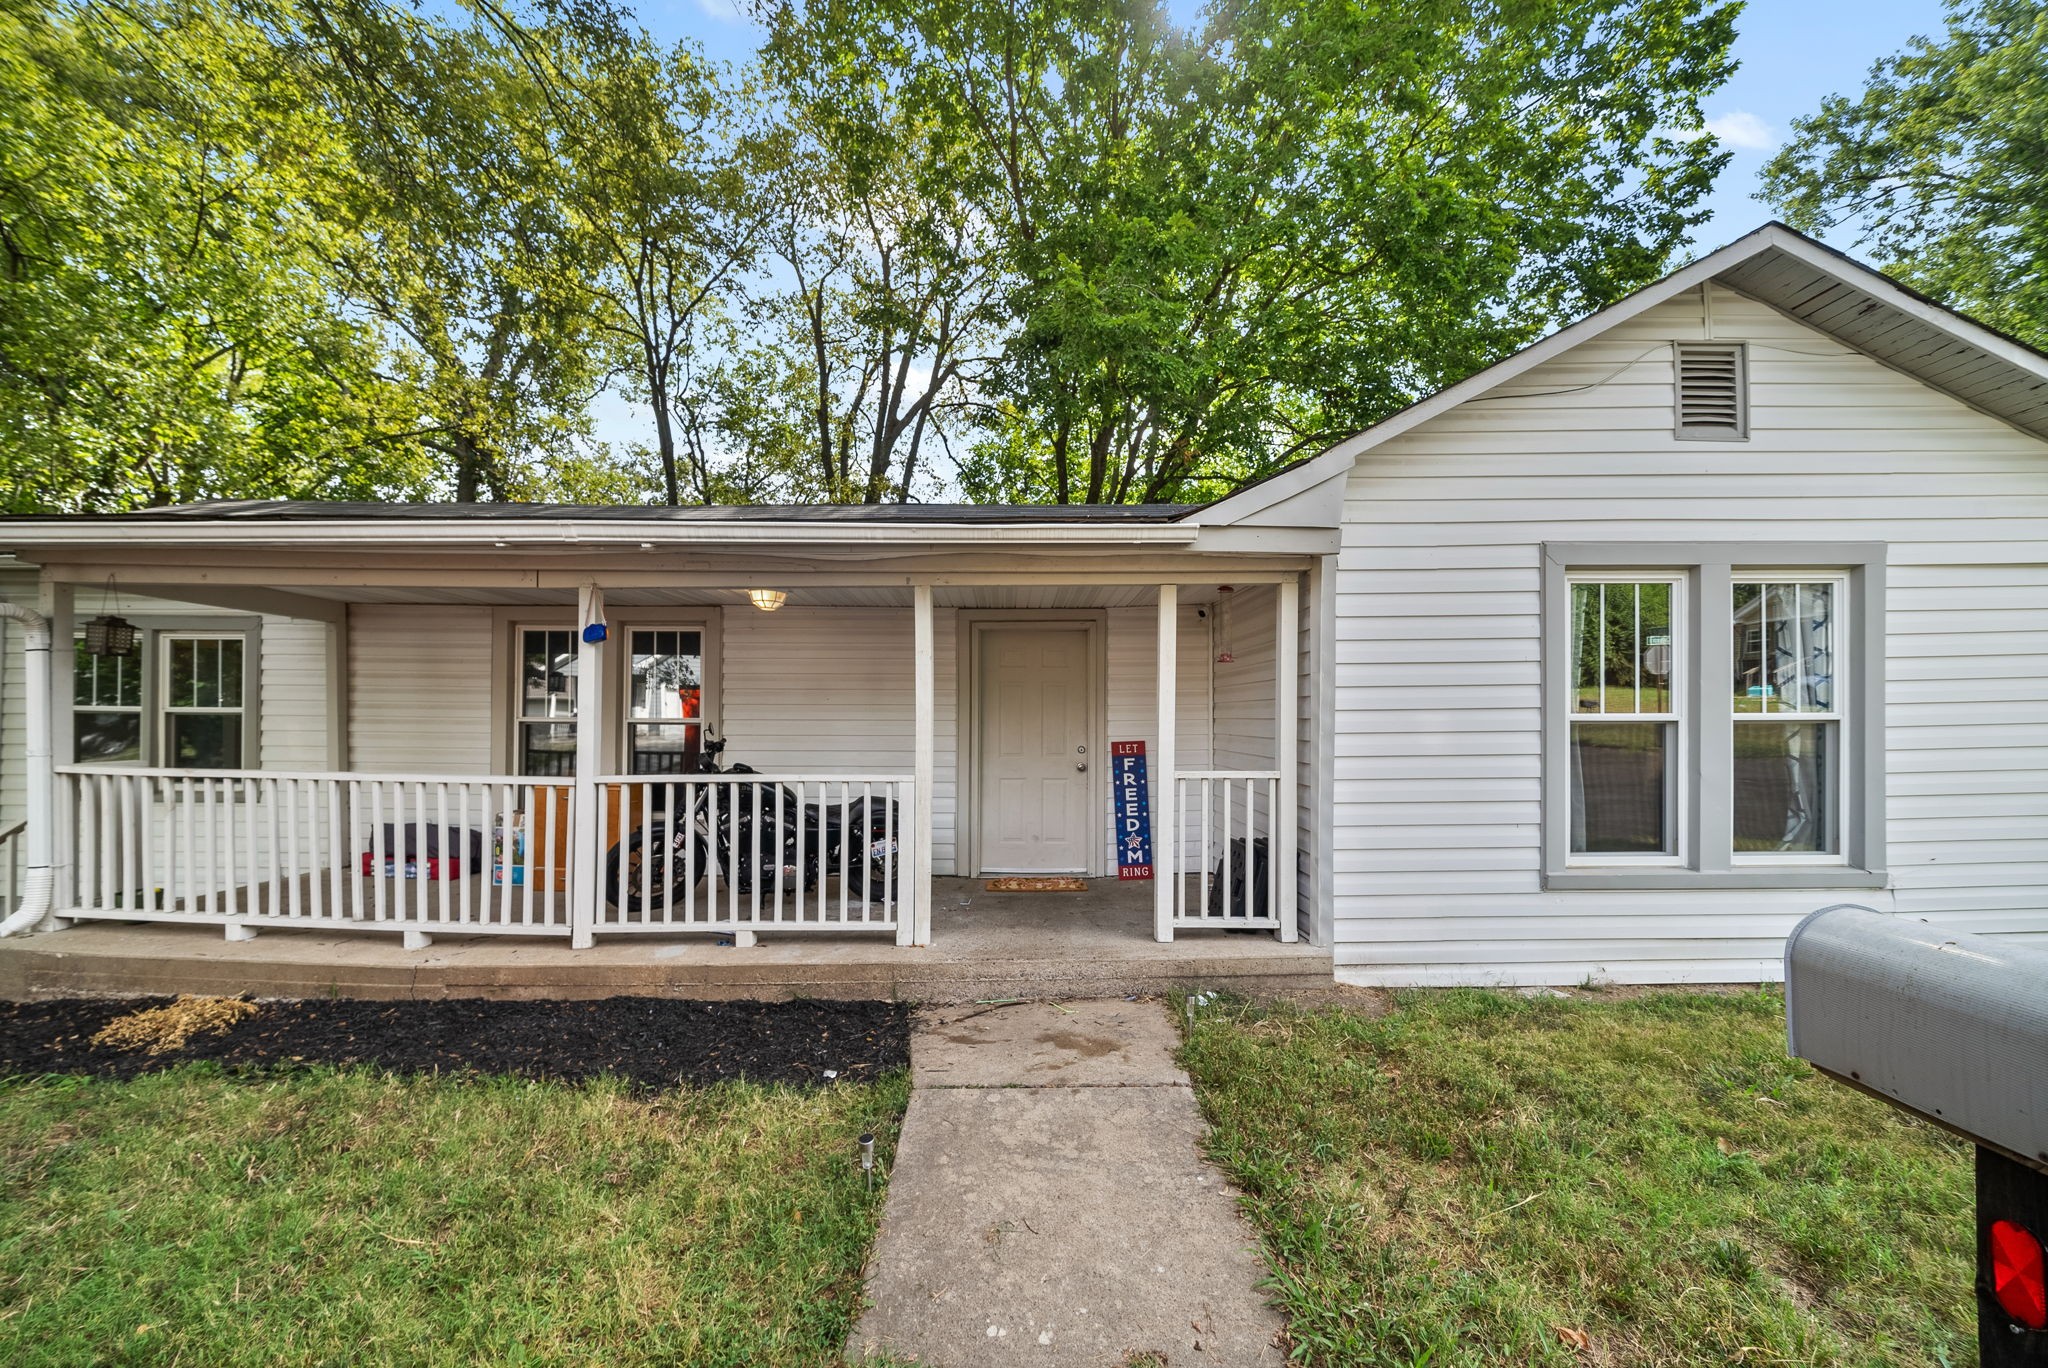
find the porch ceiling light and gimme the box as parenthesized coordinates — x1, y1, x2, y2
(82, 614, 139, 657)
(748, 588, 789, 612)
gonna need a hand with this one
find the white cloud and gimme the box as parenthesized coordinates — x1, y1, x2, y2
(696, 0, 740, 18)
(1699, 111, 1778, 152)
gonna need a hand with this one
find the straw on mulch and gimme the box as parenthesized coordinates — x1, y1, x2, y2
(90, 995, 259, 1055)
(1, 995, 910, 1091)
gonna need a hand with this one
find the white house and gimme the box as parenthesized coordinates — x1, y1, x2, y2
(4, 222, 2047, 987)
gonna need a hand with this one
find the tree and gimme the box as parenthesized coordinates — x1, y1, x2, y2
(759, 0, 1740, 504)
(0, 0, 434, 513)
(300, 0, 616, 501)
(532, 14, 765, 507)
(1762, 0, 2048, 349)
(750, 26, 1006, 503)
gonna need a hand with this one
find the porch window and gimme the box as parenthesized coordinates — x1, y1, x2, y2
(626, 629, 703, 774)
(1732, 580, 1841, 856)
(1568, 579, 1681, 857)
(161, 634, 245, 768)
(517, 627, 579, 777)
(74, 640, 143, 763)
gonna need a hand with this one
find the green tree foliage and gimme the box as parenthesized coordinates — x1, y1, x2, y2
(0, 0, 435, 512)
(303, 0, 615, 501)
(761, 0, 1740, 504)
(4, 0, 1746, 512)
(1762, 0, 2048, 349)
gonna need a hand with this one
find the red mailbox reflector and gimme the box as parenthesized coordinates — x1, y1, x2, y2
(1992, 1219, 2048, 1329)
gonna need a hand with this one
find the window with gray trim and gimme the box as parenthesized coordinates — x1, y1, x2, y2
(72, 625, 258, 770)
(1542, 545, 1886, 891)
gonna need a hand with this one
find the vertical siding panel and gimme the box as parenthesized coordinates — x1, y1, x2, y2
(348, 606, 494, 773)
(259, 619, 331, 772)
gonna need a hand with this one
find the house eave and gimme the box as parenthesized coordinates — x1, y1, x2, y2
(0, 517, 1204, 555)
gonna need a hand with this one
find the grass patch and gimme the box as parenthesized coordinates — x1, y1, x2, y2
(0, 1065, 908, 1366)
(1178, 988, 1972, 1367)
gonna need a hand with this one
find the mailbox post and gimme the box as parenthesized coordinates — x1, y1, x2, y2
(1786, 906, 2048, 1366)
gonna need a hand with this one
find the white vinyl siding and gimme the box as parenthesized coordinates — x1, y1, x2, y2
(1333, 284, 2048, 986)
(1212, 585, 1277, 774)
(347, 605, 495, 773)
(259, 619, 332, 771)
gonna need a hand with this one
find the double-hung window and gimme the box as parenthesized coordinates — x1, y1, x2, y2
(510, 622, 712, 776)
(162, 634, 245, 768)
(517, 627, 580, 777)
(1732, 579, 1842, 858)
(1568, 578, 1682, 859)
(74, 642, 144, 763)
(73, 630, 250, 770)
(626, 629, 704, 774)
(1545, 545, 1883, 889)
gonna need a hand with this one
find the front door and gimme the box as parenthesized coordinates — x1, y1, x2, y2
(977, 625, 1094, 873)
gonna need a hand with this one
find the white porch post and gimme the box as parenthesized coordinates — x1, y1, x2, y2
(1154, 583, 1177, 942)
(1275, 575, 1300, 943)
(44, 579, 75, 923)
(911, 584, 934, 947)
(569, 582, 605, 950)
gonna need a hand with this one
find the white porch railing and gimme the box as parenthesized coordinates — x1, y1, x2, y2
(0, 819, 22, 921)
(594, 774, 912, 945)
(55, 765, 916, 947)
(1173, 770, 1284, 930)
(58, 767, 577, 940)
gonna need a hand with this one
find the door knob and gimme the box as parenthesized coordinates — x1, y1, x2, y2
(1075, 761, 1088, 772)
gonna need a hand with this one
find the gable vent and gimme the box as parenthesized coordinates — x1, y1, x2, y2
(1674, 342, 1747, 440)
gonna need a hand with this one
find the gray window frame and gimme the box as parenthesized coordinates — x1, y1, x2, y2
(1541, 543, 1885, 890)
(68, 616, 263, 771)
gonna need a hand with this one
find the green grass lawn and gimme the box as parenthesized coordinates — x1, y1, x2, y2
(0, 1066, 908, 1367)
(1179, 988, 1973, 1367)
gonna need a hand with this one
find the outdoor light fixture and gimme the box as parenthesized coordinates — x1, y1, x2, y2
(82, 613, 139, 658)
(748, 588, 788, 612)
(83, 574, 139, 657)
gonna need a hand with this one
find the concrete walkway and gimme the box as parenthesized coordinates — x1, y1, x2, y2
(849, 999, 1288, 1366)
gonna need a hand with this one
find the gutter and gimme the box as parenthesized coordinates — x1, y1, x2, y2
(0, 602, 51, 936)
(0, 519, 1201, 553)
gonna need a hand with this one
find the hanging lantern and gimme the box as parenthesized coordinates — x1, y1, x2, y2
(82, 613, 139, 658)
(748, 588, 788, 612)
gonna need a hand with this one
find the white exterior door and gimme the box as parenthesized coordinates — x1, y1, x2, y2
(977, 625, 1094, 873)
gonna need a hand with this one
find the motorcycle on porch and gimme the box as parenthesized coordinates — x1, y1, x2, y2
(602, 738, 900, 915)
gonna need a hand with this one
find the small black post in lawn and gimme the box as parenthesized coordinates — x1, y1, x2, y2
(1784, 905, 2048, 1365)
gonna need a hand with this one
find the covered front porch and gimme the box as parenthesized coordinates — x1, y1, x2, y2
(19, 505, 1332, 956)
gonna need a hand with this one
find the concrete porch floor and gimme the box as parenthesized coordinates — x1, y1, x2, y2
(0, 878, 1331, 1003)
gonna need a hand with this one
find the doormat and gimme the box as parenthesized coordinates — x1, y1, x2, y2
(983, 877, 1089, 893)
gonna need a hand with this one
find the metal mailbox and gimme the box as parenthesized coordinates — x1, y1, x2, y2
(1786, 905, 2048, 1364)
(1786, 905, 2048, 1167)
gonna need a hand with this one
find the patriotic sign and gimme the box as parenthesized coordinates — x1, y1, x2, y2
(1110, 740, 1153, 880)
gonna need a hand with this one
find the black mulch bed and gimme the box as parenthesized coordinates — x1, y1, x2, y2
(0, 996, 911, 1091)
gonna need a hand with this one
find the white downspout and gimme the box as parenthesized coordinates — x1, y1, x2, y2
(0, 602, 53, 935)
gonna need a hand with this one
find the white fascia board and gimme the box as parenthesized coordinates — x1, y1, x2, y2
(0, 519, 1200, 552)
